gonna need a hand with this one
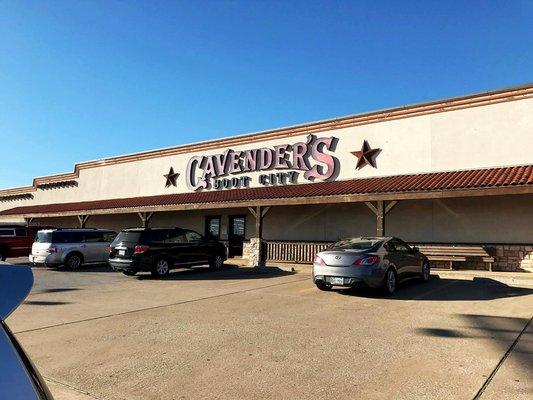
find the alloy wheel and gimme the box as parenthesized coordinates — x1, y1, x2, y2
(156, 259, 169, 276)
(387, 269, 396, 293)
(68, 255, 81, 269)
(422, 262, 430, 281)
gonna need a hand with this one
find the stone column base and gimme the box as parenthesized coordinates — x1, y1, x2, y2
(248, 237, 266, 267)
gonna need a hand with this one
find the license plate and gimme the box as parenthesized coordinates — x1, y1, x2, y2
(118, 250, 126, 256)
(330, 277, 344, 285)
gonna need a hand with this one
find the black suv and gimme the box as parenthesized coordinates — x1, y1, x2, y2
(108, 228, 227, 278)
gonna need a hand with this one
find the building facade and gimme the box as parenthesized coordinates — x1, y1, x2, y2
(1, 85, 532, 271)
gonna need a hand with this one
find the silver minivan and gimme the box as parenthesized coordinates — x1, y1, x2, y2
(29, 228, 116, 269)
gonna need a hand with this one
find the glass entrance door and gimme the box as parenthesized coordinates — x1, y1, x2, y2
(228, 215, 246, 257)
(205, 216, 221, 241)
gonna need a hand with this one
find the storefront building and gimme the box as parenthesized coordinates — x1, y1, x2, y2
(1, 85, 532, 271)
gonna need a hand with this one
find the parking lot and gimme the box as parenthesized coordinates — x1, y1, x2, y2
(5, 258, 533, 400)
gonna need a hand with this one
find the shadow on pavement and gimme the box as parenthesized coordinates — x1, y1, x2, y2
(338, 275, 533, 301)
(24, 300, 72, 306)
(416, 314, 533, 369)
(136, 264, 295, 281)
(38, 288, 81, 293)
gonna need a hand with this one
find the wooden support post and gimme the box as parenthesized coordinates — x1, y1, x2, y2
(248, 206, 271, 239)
(77, 215, 90, 228)
(247, 206, 271, 266)
(376, 200, 384, 236)
(364, 200, 399, 237)
(138, 212, 154, 228)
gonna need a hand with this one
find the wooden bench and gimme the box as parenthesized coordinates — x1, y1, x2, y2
(416, 245, 495, 271)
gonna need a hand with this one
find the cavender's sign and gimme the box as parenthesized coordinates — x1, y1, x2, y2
(185, 134, 338, 191)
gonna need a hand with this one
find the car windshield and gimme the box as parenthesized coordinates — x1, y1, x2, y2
(331, 238, 382, 250)
(112, 231, 142, 245)
(34, 232, 53, 243)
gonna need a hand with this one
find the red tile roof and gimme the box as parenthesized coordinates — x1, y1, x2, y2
(1, 165, 532, 216)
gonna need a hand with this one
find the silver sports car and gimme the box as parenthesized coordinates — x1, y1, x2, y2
(313, 237, 430, 295)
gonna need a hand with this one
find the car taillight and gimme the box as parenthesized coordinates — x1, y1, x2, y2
(353, 256, 380, 266)
(47, 246, 58, 253)
(314, 255, 326, 265)
(108, 246, 113, 254)
(134, 245, 150, 254)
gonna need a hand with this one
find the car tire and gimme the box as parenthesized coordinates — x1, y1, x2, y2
(122, 270, 136, 276)
(420, 260, 430, 282)
(65, 253, 83, 270)
(151, 257, 170, 278)
(315, 281, 332, 291)
(209, 255, 224, 271)
(382, 268, 398, 296)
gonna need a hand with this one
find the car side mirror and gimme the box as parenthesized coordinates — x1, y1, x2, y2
(411, 246, 419, 253)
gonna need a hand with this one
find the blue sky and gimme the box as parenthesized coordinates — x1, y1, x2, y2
(0, 1, 531, 188)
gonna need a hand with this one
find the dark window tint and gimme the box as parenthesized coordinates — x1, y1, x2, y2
(51, 232, 84, 244)
(185, 230, 203, 243)
(15, 228, 27, 237)
(0, 229, 15, 237)
(83, 232, 102, 243)
(168, 230, 187, 244)
(111, 231, 142, 245)
(331, 238, 382, 250)
(150, 229, 173, 244)
(389, 239, 410, 252)
(102, 232, 116, 242)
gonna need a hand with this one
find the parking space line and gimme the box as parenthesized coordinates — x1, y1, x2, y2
(14, 276, 309, 335)
(472, 316, 533, 400)
(44, 376, 105, 400)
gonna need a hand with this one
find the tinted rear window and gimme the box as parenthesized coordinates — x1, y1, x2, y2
(112, 231, 142, 245)
(35, 232, 53, 243)
(51, 232, 84, 244)
(331, 239, 382, 250)
(0, 229, 15, 237)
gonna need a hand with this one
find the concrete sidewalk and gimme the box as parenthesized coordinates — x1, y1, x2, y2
(8, 264, 533, 400)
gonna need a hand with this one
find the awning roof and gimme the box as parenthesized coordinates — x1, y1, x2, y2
(1, 165, 532, 218)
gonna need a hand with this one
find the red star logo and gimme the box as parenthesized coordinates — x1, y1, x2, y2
(351, 140, 380, 169)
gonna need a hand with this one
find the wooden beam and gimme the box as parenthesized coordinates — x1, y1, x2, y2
(364, 201, 378, 215)
(248, 205, 272, 239)
(261, 206, 271, 218)
(24, 217, 34, 225)
(255, 206, 262, 238)
(376, 201, 384, 236)
(366, 200, 389, 236)
(77, 215, 90, 228)
(385, 200, 398, 215)
(247, 206, 258, 219)
(137, 212, 154, 228)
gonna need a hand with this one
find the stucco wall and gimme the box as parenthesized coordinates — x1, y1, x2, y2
(29, 194, 533, 245)
(1, 97, 532, 214)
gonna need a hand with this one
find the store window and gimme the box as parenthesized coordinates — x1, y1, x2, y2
(205, 216, 221, 240)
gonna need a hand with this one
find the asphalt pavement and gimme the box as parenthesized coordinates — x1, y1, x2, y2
(4, 258, 533, 399)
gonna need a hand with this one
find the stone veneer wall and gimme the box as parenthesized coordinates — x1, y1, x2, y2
(428, 244, 533, 272)
(241, 241, 533, 273)
(242, 240, 251, 259)
(493, 244, 533, 272)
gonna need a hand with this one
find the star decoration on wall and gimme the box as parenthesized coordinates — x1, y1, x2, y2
(351, 140, 381, 169)
(164, 167, 179, 187)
